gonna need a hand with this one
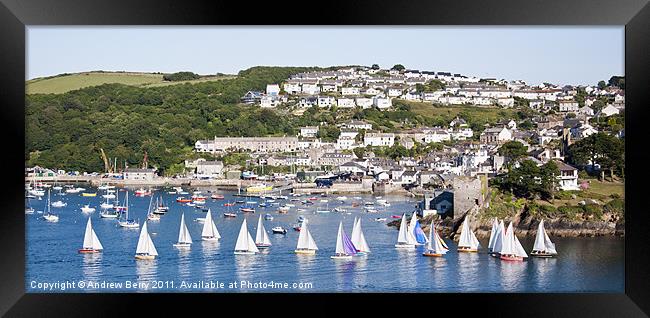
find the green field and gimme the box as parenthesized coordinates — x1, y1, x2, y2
(26, 72, 236, 94)
(407, 101, 516, 121)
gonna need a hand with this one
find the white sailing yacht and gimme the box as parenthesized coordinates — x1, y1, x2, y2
(423, 224, 448, 257)
(255, 215, 272, 248)
(395, 213, 417, 248)
(457, 218, 480, 252)
(43, 190, 59, 222)
(487, 218, 499, 252)
(350, 217, 370, 254)
(490, 220, 505, 256)
(294, 218, 318, 254)
(499, 222, 528, 261)
(408, 212, 428, 246)
(530, 220, 557, 257)
(331, 221, 356, 259)
(118, 191, 139, 228)
(201, 209, 221, 241)
(79, 217, 103, 253)
(173, 213, 192, 248)
(135, 221, 158, 260)
(234, 218, 259, 255)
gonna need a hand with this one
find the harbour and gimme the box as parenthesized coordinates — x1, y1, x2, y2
(25, 185, 623, 292)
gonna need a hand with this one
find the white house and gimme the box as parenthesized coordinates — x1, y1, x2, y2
(387, 87, 405, 97)
(373, 97, 392, 110)
(424, 129, 451, 143)
(345, 120, 372, 131)
(355, 97, 374, 109)
(600, 104, 620, 117)
(283, 81, 302, 94)
(555, 161, 580, 191)
(299, 96, 318, 108)
(196, 161, 224, 178)
(266, 84, 280, 96)
(497, 97, 515, 108)
(317, 96, 336, 108)
(364, 132, 395, 147)
(302, 82, 320, 95)
(571, 123, 598, 139)
(339, 129, 359, 139)
(336, 136, 357, 150)
(336, 98, 356, 108)
(260, 95, 280, 108)
(558, 100, 580, 112)
(341, 87, 361, 96)
(480, 127, 512, 144)
(299, 126, 319, 138)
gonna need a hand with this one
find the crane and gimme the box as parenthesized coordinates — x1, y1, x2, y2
(100, 148, 112, 174)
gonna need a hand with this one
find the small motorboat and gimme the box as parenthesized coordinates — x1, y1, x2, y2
(316, 210, 331, 214)
(240, 207, 255, 213)
(195, 217, 206, 223)
(259, 203, 267, 208)
(25, 207, 35, 214)
(81, 205, 96, 213)
(186, 202, 196, 207)
(135, 188, 150, 196)
(375, 217, 387, 222)
(336, 196, 348, 201)
(176, 197, 191, 203)
(264, 213, 274, 221)
(297, 215, 305, 222)
(147, 213, 160, 221)
(51, 200, 67, 208)
(333, 207, 346, 213)
(211, 194, 224, 200)
(308, 197, 318, 201)
(224, 202, 235, 207)
(278, 206, 290, 213)
(100, 203, 114, 209)
(223, 212, 237, 218)
(272, 227, 287, 234)
(99, 210, 119, 218)
(293, 224, 302, 231)
(235, 200, 245, 204)
(391, 215, 402, 219)
(82, 192, 97, 197)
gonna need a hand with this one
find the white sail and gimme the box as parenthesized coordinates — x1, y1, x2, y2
(351, 218, 370, 252)
(487, 218, 499, 251)
(255, 215, 271, 245)
(492, 220, 505, 253)
(201, 209, 220, 239)
(513, 233, 528, 258)
(426, 225, 434, 250)
(458, 218, 478, 249)
(407, 212, 420, 244)
(533, 220, 557, 254)
(500, 222, 515, 256)
(433, 228, 447, 254)
(235, 218, 259, 253)
(335, 222, 345, 254)
(297, 219, 318, 250)
(543, 225, 557, 254)
(396, 213, 410, 244)
(177, 213, 192, 244)
(82, 217, 103, 250)
(136, 222, 158, 256)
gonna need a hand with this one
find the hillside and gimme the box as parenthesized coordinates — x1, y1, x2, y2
(26, 71, 236, 94)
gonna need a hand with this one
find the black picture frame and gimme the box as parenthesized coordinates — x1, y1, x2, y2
(1, 0, 649, 316)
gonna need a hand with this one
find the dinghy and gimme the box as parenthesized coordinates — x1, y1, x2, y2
(530, 220, 557, 257)
(173, 213, 192, 248)
(395, 213, 416, 248)
(457, 218, 480, 252)
(264, 213, 274, 221)
(423, 224, 448, 257)
(43, 190, 59, 222)
(255, 215, 272, 248)
(499, 222, 528, 261)
(234, 218, 259, 255)
(51, 200, 67, 208)
(294, 218, 318, 254)
(350, 217, 370, 254)
(79, 217, 103, 253)
(135, 222, 158, 260)
(201, 209, 221, 241)
(331, 221, 357, 259)
(272, 227, 287, 234)
(81, 205, 96, 213)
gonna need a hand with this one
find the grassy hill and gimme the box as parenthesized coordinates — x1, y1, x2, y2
(26, 71, 236, 94)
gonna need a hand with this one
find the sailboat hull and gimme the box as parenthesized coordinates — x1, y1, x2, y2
(294, 249, 316, 255)
(256, 244, 271, 249)
(202, 237, 220, 241)
(331, 255, 353, 260)
(530, 251, 556, 258)
(173, 243, 191, 248)
(119, 223, 140, 228)
(234, 251, 256, 255)
(457, 247, 478, 253)
(500, 254, 525, 261)
(135, 254, 156, 260)
(78, 249, 102, 254)
(100, 213, 119, 218)
(422, 252, 443, 257)
(394, 243, 415, 248)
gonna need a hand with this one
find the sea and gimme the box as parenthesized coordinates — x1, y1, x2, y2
(25, 185, 624, 293)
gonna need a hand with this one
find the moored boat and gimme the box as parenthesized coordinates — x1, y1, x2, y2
(422, 224, 447, 257)
(530, 220, 557, 257)
(172, 213, 192, 248)
(79, 217, 103, 253)
(134, 222, 158, 260)
(272, 227, 287, 234)
(255, 215, 272, 249)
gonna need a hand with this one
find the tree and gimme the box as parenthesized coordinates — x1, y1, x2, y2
(498, 141, 528, 166)
(371, 64, 380, 70)
(566, 132, 624, 181)
(353, 147, 366, 159)
(539, 161, 560, 201)
(608, 76, 625, 89)
(597, 80, 607, 90)
(391, 64, 405, 71)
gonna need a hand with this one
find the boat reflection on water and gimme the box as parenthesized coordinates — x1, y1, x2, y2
(428, 254, 449, 290)
(234, 252, 261, 290)
(499, 258, 527, 291)
(457, 251, 480, 292)
(177, 248, 191, 281)
(201, 241, 220, 281)
(531, 257, 558, 290)
(135, 259, 157, 292)
(396, 246, 417, 290)
(81, 253, 102, 289)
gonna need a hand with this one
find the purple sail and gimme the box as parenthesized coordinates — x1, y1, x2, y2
(341, 229, 357, 255)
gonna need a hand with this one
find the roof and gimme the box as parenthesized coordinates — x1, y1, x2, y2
(553, 160, 577, 171)
(124, 168, 155, 173)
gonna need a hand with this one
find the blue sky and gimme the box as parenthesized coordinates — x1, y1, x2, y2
(27, 26, 624, 86)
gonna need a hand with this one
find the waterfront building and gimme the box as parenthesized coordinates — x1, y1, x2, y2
(123, 168, 156, 181)
(195, 136, 300, 153)
(196, 161, 224, 178)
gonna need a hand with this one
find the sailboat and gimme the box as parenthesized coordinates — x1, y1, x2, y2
(499, 222, 528, 261)
(294, 218, 318, 254)
(457, 217, 480, 252)
(350, 217, 370, 254)
(146, 195, 160, 221)
(135, 221, 158, 260)
(173, 213, 192, 248)
(487, 218, 499, 252)
(234, 218, 259, 255)
(201, 209, 221, 241)
(43, 190, 59, 222)
(423, 224, 448, 257)
(118, 191, 139, 228)
(490, 220, 505, 256)
(79, 217, 104, 253)
(255, 215, 272, 248)
(331, 221, 357, 259)
(530, 220, 557, 257)
(395, 213, 417, 248)
(408, 212, 428, 245)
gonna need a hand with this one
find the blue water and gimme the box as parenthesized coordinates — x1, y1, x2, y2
(25, 186, 624, 293)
